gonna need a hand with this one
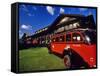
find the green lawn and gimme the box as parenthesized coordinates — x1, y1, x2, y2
(19, 47, 66, 72)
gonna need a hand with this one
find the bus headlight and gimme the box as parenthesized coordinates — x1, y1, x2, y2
(90, 57, 94, 62)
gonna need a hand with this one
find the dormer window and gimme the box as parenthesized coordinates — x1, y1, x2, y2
(59, 17, 69, 24)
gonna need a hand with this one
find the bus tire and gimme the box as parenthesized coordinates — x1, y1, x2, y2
(63, 49, 89, 69)
(64, 53, 71, 69)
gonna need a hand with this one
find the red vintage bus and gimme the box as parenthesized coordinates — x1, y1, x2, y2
(48, 28, 96, 69)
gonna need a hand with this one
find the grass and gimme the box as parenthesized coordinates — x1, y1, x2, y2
(19, 47, 66, 72)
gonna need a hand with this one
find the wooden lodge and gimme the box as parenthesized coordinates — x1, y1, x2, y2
(20, 14, 96, 48)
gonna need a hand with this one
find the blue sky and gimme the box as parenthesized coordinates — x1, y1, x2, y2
(19, 4, 96, 39)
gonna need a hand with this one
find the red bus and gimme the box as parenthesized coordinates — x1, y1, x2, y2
(48, 28, 96, 69)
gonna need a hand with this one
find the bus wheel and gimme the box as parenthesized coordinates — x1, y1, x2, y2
(64, 54, 71, 69)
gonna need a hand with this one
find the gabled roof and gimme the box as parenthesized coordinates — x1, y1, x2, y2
(50, 14, 85, 27)
(26, 14, 95, 38)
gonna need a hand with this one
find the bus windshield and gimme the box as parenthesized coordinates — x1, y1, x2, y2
(84, 30, 96, 44)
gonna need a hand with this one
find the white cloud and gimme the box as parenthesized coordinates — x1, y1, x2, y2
(46, 6, 54, 15)
(19, 33, 23, 39)
(21, 24, 32, 30)
(60, 8, 65, 14)
(32, 6, 37, 10)
(19, 30, 22, 33)
(21, 5, 35, 17)
(79, 8, 88, 11)
(88, 11, 92, 15)
(19, 30, 23, 39)
(27, 13, 34, 16)
(21, 5, 29, 12)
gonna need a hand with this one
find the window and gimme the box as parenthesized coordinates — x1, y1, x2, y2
(65, 25, 69, 30)
(56, 27, 64, 33)
(72, 33, 82, 42)
(52, 35, 65, 42)
(59, 17, 69, 23)
(55, 37, 59, 42)
(84, 30, 96, 44)
(73, 22, 80, 28)
(59, 36, 64, 42)
(52, 38, 56, 42)
(66, 34, 71, 42)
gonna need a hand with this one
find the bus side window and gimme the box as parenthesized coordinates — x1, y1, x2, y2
(52, 38, 56, 42)
(59, 36, 64, 42)
(56, 37, 59, 42)
(72, 33, 82, 42)
(66, 34, 71, 42)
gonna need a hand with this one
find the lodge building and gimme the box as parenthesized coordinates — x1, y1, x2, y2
(21, 14, 96, 47)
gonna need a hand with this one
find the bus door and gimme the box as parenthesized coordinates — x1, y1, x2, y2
(51, 34, 66, 54)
